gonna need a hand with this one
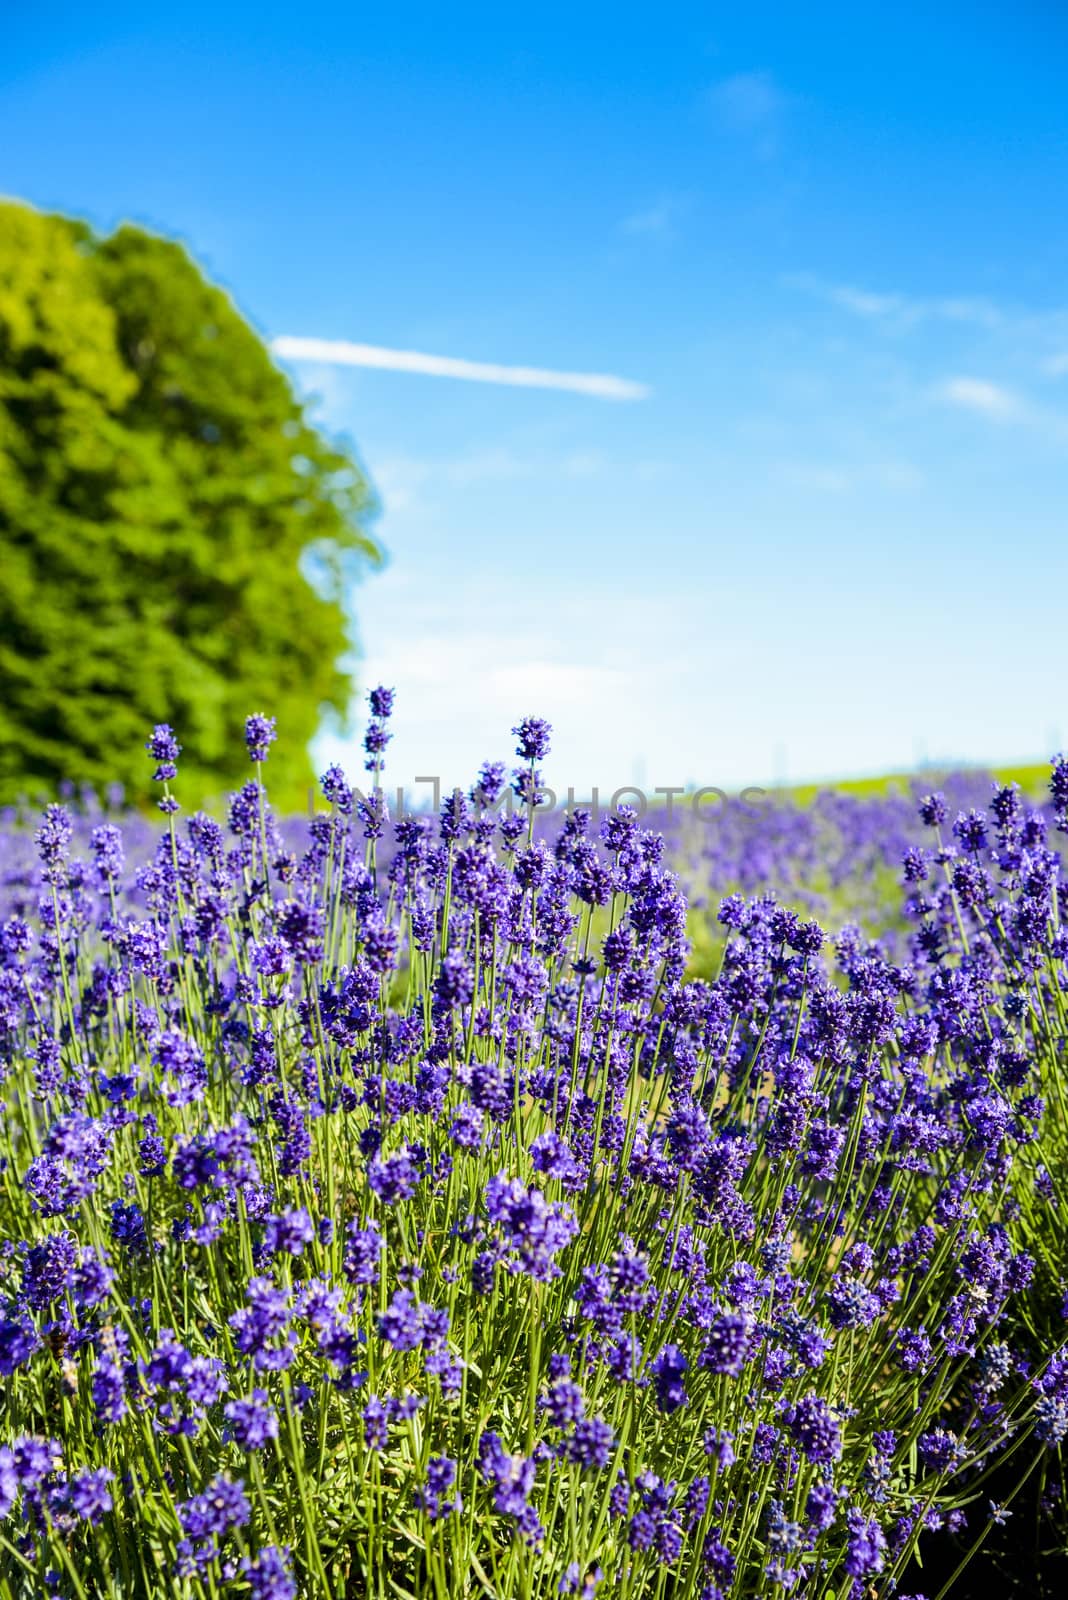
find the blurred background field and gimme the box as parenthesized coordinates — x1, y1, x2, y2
(0, 749, 1051, 968)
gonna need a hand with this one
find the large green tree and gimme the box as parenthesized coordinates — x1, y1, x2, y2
(0, 199, 380, 809)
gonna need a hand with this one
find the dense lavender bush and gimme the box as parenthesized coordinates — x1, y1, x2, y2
(0, 701, 1065, 1599)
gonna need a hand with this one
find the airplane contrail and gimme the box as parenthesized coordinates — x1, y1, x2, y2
(272, 336, 650, 401)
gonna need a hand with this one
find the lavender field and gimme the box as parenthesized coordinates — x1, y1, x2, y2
(0, 702, 1066, 1599)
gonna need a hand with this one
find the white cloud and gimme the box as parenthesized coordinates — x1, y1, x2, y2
(935, 377, 1068, 444)
(775, 459, 924, 495)
(622, 201, 673, 236)
(367, 446, 609, 516)
(936, 297, 1004, 329)
(315, 620, 643, 797)
(443, 449, 530, 488)
(621, 196, 689, 239)
(938, 376, 1022, 420)
(787, 276, 1068, 436)
(562, 450, 607, 478)
(708, 71, 787, 156)
(826, 285, 906, 319)
(489, 659, 631, 709)
(272, 337, 649, 401)
(778, 463, 851, 494)
(369, 455, 431, 512)
(875, 461, 927, 490)
(789, 275, 1004, 330)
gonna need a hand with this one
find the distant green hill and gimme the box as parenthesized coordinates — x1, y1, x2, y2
(774, 760, 1052, 807)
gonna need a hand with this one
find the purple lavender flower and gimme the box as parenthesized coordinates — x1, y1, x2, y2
(146, 725, 181, 782)
(627, 1509, 656, 1551)
(844, 1509, 886, 1578)
(25, 1114, 112, 1216)
(377, 1288, 423, 1352)
(34, 806, 74, 883)
(154, 1029, 208, 1107)
(805, 1480, 838, 1534)
(1035, 1394, 1068, 1448)
(827, 1275, 881, 1331)
(665, 1098, 711, 1171)
(541, 1378, 586, 1428)
(783, 1393, 842, 1463)
(176, 1473, 250, 1576)
(473, 760, 507, 806)
(478, 1432, 543, 1545)
(343, 1219, 383, 1285)
(485, 1172, 578, 1281)
(263, 1208, 315, 1257)
(361, 1395, 389, 1451)
(245, 714, 277, 763)
(22, 1232, 78, 1311)
(367, 1149, 419, 1206)
(435, 952, 474, 1011)
(651, 1344, 689, 1414)
(320, 764, 353, 812)
(918, 1429, 963, 1473)
(369, 686, 395, 720)
(0, 1449, 17, 1519)
(530, 1129, 581, 1184)
(240, 1546, 297, 1600)
(69, 1467, 114, 1523)
(276, 900, 324, 965)
(953, 809, 988, 853)
(377, 1289, 450, 1355)
(0, 1316, 38, 1376)
(224, 1390, 279, 1451)
(91, 1337, 128, 1425)
(229, 1278, 296, 1373)
(565, 1417, 616, 1471)
(700, 1310, 754, 1377)
(918, 791, 948, 827)
(12, 1435, 61, 1490)
(513, 717, 552, 763)
(90, 822, 125, 881)
(449, 1102, 485, 1150)
(414, 1454, 461, 1520)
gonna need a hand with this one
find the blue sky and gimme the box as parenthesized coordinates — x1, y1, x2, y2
(5, 3, 1068, 797)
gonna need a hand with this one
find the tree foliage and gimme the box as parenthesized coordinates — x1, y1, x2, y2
(0, 199, 380, 808)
